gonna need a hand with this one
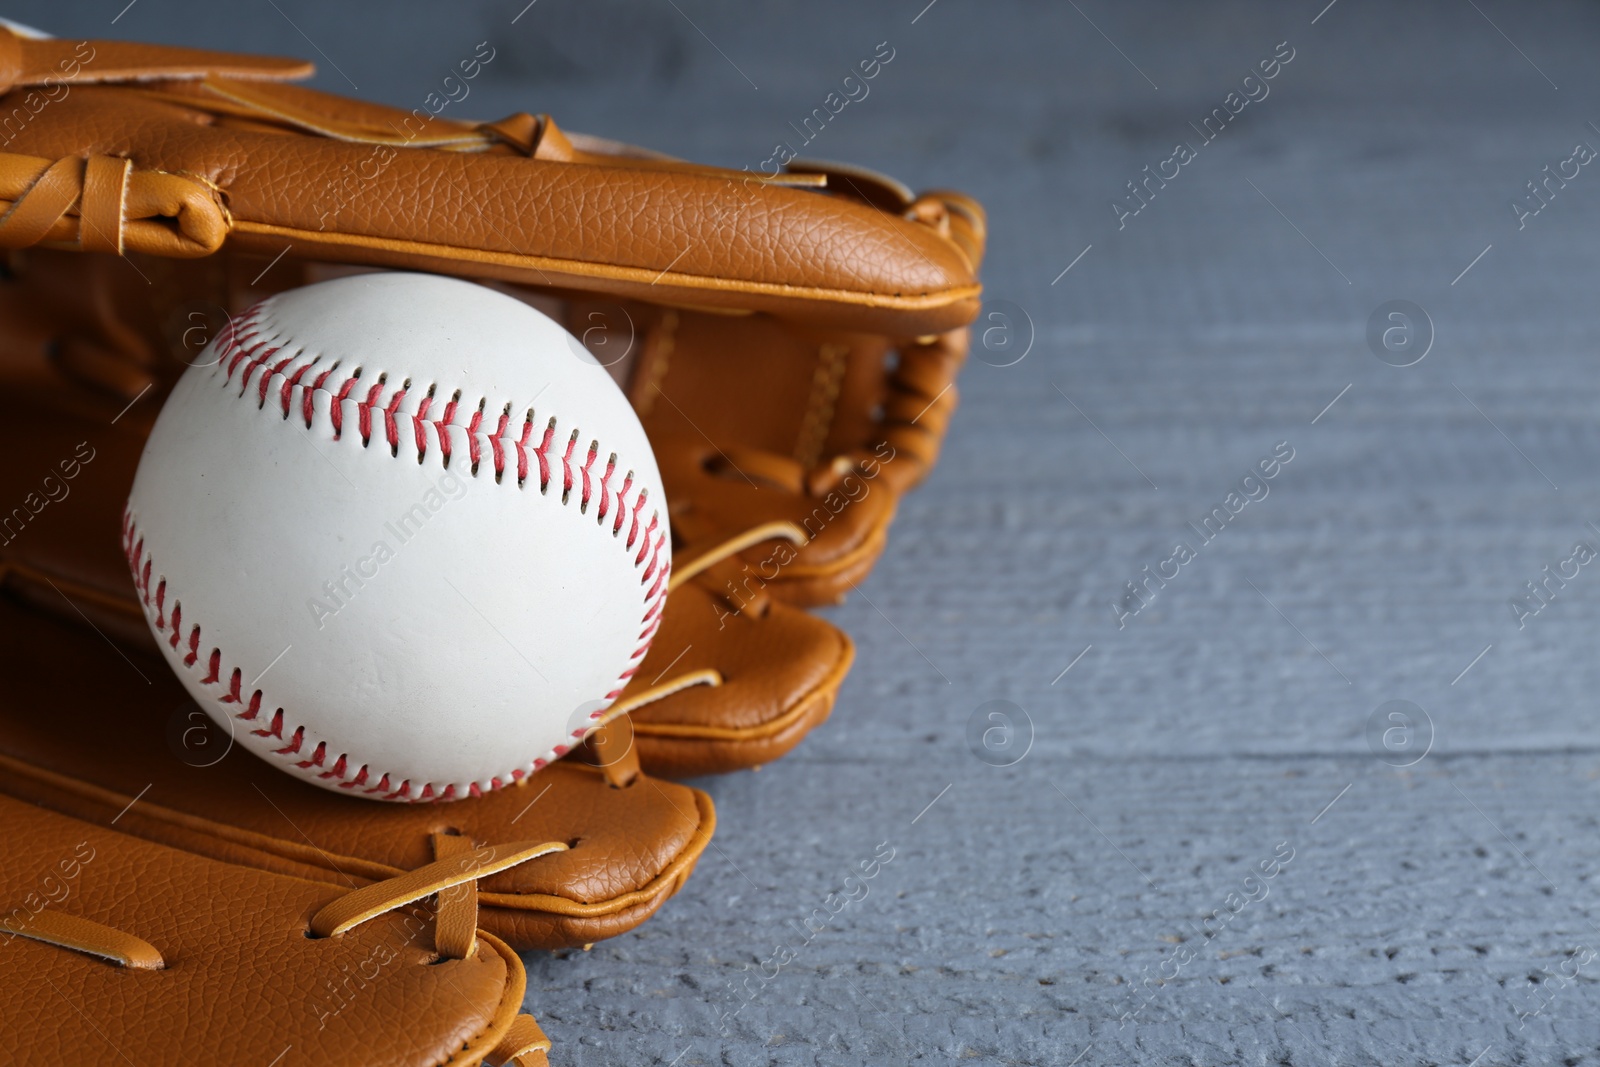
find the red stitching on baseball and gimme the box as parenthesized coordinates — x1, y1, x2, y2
(225, 335, 265, 380)
(635, 511, 659, 567)
(611, 471, 633, 537)
(514, 411, 533, 486)
(560, 430, 578, 503)
(128, 295, 672, 796)
(579, 443, 597, 511)
(413, 388, 433, 458)
(358, 378, 384, 445)
(257, 709, 284, 739)
(257, 354, 294, 407)
(201, 648, 221, 685)
(306, 364, 339, 427)
(595, 453, 616, 525)
(465, 399, 484, 474)
(130, 293, 672, 799)
(534, 417, 555, 491)
(278, 357, 317, 417)
(329, 371, 360, 438)
(436, 391, 460, 468)
(489, 405, 509, 482)
(384, 387, 407, 456)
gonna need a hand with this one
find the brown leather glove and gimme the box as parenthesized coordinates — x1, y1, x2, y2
(0, 262, 716, 959)
(0, 25, 983, 1066)
(0, 26, 980, 776)
(0, 24, 981, 606)
(0, 252, 853, 778)
(0, 583, 712, 954)
(0, 788, 558, 1065)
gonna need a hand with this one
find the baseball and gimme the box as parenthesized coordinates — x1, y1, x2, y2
(123, 272, 669, 801)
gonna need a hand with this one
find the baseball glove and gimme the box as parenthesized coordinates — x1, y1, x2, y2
(1, 788, 559, 1065)
(0, 299, 715, 951)
(0, 25, 983, 1067)
(0, 25, 982, 779)
(0, 574, 714, 954)
(0, 249, 855, 781)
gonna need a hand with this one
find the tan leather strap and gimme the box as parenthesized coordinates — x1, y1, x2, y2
(490, 1013, 552, 1067)
(0, 152, 228, 257)
(0, 154, 85, 247)
(702, 446, 808, 494)
(309, 839, 567, 939)
(787, 158, 916, 213)
(580, 673, 724, 787)
(607, 670, 722, 721)
(921, 190, 986, 270)
(429, 832, 479, 960)
(0, 26, 312, 94)
(0, 910, 164, 970)
(201, 77, 494, 150)
(582, 672, 721, 784)
(584, 716, 642, 789)
(197, 78, 825, 178)
(79, 155, 132, 254)
(671, 521, 808, 592)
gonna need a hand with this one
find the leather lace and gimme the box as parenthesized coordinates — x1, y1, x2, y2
(0, 151, 228, 256)
(596, 520, 810, 726)
(668, 520, 806, 594)
(1, 835, 567, 1066)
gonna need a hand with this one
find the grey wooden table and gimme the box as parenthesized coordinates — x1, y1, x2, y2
(22, 1, 1600, 1063)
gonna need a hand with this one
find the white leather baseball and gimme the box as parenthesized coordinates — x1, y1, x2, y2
(123, 272, 668, 801)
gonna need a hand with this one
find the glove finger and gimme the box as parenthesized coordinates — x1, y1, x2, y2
(0, 30, 979, 336)
(0, 791, 546, 1065)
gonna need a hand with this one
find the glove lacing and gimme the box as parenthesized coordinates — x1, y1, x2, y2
(0, 833, 567, 1066)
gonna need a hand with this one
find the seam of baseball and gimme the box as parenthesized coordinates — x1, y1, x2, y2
(122, 296, 670, 802)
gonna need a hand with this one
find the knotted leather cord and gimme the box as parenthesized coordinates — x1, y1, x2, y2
(0, 151, 227, 256)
